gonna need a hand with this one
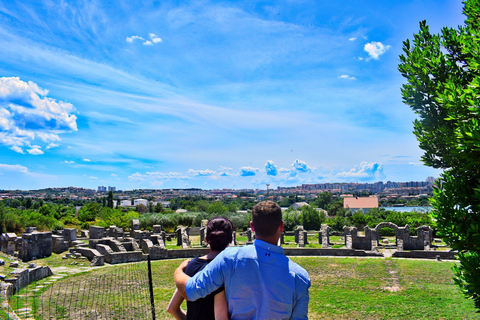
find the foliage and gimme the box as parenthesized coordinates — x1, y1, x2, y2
(206, 202, 227, 215)
(300, 205, 325, 230)
(398, 0, 480, 309)
(97, 208, 138, 230)
(77, 203, 101, 222)
(282, 208, 302, 231)
(107, 191, 114, 209)
(315, 191, 333, 209)
(453, 251, 480, 310)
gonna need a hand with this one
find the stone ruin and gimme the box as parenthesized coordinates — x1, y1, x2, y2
(176, 226, 191, 249)
(295, 226, 308, 247)
(319, 224, 331, 249)
(200, 220, 208, 247)
(52, 228, 80, 254)
(0, 233, 17, 254)
(246, 228, 254, 244)
(343, 223, 434, 251)
(18, 228, 52, 262)
(0, 220, 445, 270)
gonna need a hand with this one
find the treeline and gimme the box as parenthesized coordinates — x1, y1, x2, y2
(0, 193, 433, 235)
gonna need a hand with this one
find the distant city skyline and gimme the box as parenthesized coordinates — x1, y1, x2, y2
(0, 1, 463, 190)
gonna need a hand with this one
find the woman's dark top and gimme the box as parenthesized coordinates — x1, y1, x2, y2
(185, 257, 223, 320)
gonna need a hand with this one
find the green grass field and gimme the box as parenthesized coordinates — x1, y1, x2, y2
(3, 251, 478, 319)
(151, 257, 479, 319)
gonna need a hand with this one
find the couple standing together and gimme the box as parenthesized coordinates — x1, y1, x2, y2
(168, 201, 311, 320)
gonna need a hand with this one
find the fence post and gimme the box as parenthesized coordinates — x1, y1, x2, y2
(147, 255, 156, 320)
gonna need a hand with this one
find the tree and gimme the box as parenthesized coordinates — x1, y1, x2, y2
(154, 202, 164, 213)
(315, 191, 333, 209)
(398, 0, 480, 310)
(300, 205, 325, 230)
(78, 203, 101, 222)
(206, 202, 227, 215)
(107, 191, 114, 209)
(136, 204, 147, 214)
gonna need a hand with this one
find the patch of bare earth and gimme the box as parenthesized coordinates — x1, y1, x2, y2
(382, 261, 402, 292)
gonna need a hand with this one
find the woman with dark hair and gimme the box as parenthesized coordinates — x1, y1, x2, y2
(168, 217, 233, 320)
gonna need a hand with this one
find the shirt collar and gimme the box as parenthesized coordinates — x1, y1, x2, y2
(254, 239, 284, 254)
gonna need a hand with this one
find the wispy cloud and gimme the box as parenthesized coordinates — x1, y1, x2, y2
(128, 171, 191, 182)
(0, 163, 28, 173)
(339, 74, 356, 80)
(188, 169, 216, 176)
(126, 35, 144, 43)
(349, 37, 357, 41)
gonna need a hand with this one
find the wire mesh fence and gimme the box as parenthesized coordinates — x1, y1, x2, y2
(4, 257, 156, 320)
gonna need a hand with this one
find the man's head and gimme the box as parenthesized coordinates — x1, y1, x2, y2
(251, 201, 283, 238)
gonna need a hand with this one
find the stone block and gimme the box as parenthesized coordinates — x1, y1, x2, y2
(89, 226, 105, 239)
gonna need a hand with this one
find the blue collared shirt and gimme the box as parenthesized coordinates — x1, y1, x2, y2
(185, 240, 311, 320)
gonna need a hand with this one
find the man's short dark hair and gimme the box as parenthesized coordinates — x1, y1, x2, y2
(252, 201, 282, 237)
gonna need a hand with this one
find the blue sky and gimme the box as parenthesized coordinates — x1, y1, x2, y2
(0, 0, 465, 191)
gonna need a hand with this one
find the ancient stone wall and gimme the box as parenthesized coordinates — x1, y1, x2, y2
(89, 226, 105, 239)
(52, 235, 69, 254)
(403, 225, 433, 250)
(0, 233, 17, 254)
(343, 226, 372, 250)
(18, 231, 52, 262)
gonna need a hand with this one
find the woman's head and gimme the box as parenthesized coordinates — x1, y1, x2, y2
(206, 217, 234, 251)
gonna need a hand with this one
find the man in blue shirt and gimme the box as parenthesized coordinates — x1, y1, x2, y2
(174, 201, 311, 319)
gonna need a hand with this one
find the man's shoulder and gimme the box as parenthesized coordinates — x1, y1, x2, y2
(287, 259, 310, 283)
(221, 244, 254, 258)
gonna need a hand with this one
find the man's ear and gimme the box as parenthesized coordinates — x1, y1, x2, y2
(250, 221, 254, 231)
(279, 221, 284, 232)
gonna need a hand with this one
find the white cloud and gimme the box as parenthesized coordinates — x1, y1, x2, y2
(149, 33, 163, 43)
(0, 77, 77, 154)
(339, 74, 356, 80)
(64, 160, 74, 164)
(349, 37, 357, 41)
(89, 176, 98, 179)
(364, 41, 391, 60)
(126, 35, 144, 43)
(127, 34, 162, 46)
(46, 143, 59, 149)
(291, 159, 311, 173)
(188, 169, 216, 176)
(111, 173, 117, 177)
(240, 166, 258, 176)
(83, 158, 91, 162)
(0, 163, 28, 173)
(336, 161, 385, 181)
(265, 160, 278, 176)
(27, 145, 43, 155)
(10, 146, 24, 153)
(128, 171, 191, 182)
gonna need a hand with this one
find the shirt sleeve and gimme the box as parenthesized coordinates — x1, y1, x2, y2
(290, 273, 311, 320)
(185, 252, 227, 302)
